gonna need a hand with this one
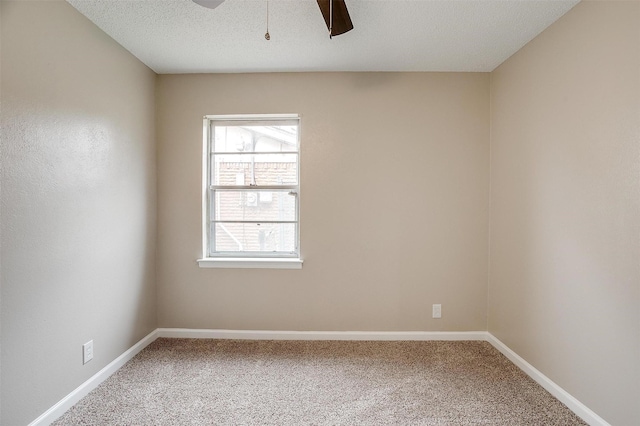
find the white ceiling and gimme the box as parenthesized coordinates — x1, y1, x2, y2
(66, 0, 579, 74)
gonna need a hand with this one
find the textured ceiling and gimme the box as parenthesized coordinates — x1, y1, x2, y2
(66, 0, 579, 74)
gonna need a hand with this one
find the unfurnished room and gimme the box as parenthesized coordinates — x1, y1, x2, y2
(1, 0, 639, 425)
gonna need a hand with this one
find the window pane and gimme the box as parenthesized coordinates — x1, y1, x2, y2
(213, 125, 298, 153)
(206, 116, 301, 259)
(213, 223, 296, 253)
(212, 153, 298, 186)
(212, 190, 297, 222)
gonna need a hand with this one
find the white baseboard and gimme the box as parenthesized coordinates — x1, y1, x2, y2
(28, 329, 159, 426)
(31, 328, 608, 426)
(157, 328, 488, 341)
(486, 333, 609, 426)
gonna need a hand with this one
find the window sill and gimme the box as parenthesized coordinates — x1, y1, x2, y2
(197, 257, 303, 269)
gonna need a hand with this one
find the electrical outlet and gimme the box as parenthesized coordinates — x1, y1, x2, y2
(432, 304, 442, 319)
(83, 340, 94, 364)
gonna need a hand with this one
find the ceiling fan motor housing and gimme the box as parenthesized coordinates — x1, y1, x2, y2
(193, 0, 225, 10)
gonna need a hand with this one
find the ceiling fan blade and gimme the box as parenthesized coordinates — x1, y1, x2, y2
(317, 0, 354, 37)
(193, 0, 225, 9)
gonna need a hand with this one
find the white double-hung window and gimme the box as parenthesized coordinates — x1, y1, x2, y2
(198, 114, 302, 269)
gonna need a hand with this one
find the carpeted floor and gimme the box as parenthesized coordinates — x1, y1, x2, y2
(54, 339, 586, 425)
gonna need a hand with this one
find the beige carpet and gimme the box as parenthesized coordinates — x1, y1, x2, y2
(54, 339, 586, 425)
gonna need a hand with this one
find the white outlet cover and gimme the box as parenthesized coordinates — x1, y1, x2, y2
(432, 304, 442, 319)
(83, 340, 94, 364)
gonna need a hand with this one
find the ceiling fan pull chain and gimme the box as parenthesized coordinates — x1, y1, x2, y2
(265, 0, 270, 40)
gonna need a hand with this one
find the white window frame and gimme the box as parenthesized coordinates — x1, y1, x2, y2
(197, 114, 303, 269)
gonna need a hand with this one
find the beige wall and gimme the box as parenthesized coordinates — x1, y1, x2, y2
(0, 2, 157, 424)
(157, 73, 490, 332)
(488, 1, 640, 425)
(0, 2, 3, 422)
